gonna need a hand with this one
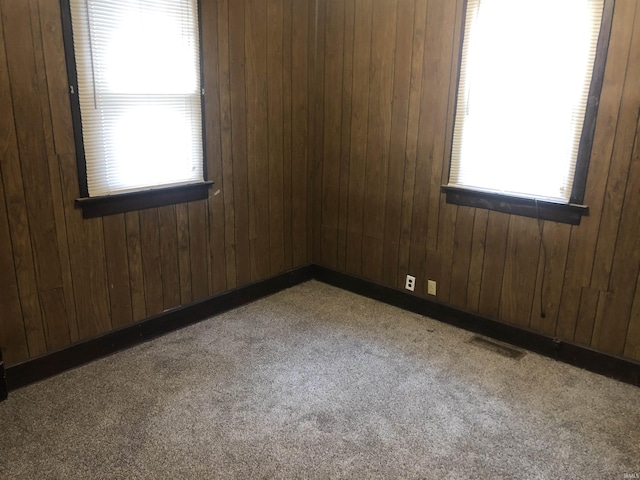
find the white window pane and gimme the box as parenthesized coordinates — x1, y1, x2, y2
(450, 0, 604, 203)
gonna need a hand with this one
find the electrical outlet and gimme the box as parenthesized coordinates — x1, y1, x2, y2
(405, 275, 416, 292)
(427, 279, 437, 296)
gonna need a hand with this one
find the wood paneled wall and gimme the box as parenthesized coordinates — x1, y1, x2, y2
(2, 0, 639, 369)
(314, 0, 640, 362)
(0, 0, 312, 367)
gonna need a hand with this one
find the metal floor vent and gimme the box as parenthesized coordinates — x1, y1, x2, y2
(467, 335, 526, 360)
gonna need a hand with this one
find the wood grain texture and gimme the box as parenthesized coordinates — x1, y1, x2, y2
(228, 0, 250, 286)
(397, 0, 427, 289)
(529, 222, 571, 336)
(624, 270, 640, 361)
(336, 0, 355, 272)
(216, 0, 237, 289)
(246, 0, 271, 281)
(381, 0, 414, 288)
(360, 0, 397, 283)
(345, 0, 373, 276)
(59, 154, 111, 340)
(103, 214, 133, 328)
(309, 0, 325, 269)
(314, 0, 640, 361)
(282, 0, 293, 272)
(0, 175, 29, 364)
(267, 0, 286, 275)
(466, 209, 488, 313)
(125, 211, 146, 321)
(3, 0, 640, 367)
(201, 0, 227, 296)
(175, 204, 192, 305)
(556, 0, 637, 341)
(188, 200, 210, 300)
(291, 0, 310, 268)
(0, 0, 309, 367)
(449, 206, 474, 309)
(158, 206, 181, 310)
(595, 112, 640, 355)
(139, 209, 164, 316)
(320, 0, 345, 269)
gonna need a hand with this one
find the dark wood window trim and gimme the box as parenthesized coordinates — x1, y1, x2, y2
(76, 181, 213, 219)
(59, 0, 209, 219)
(444, 0, 615, 224)
(441, 185, 588, 225)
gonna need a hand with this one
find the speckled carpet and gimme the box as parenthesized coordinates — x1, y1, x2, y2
(1, 280, 638, 479)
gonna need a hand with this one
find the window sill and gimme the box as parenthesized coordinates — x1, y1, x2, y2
(441, 185, 588, 225)
(76, 181, 214, 219)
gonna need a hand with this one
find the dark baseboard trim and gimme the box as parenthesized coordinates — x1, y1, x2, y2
(5, 266, 314, 393)
(312, 265, 640, 387)
(4, 263, 638, 398)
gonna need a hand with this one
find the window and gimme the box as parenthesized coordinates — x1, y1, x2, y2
(61, 0, 211, 218)
(443, 0, 614, 224)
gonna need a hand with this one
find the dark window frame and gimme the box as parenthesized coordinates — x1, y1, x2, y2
(59, 0, 211, 219)
(443, 0, 616, 225)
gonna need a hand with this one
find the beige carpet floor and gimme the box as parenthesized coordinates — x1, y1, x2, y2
(0, 280, 638, 479)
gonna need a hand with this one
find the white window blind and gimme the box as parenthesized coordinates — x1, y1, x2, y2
(69, 0, 203, 197)
(449, 0, 605, 203)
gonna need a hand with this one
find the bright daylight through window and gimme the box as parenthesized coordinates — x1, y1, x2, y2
(448, 0, 607, 204)
(68, 0, 203, 197)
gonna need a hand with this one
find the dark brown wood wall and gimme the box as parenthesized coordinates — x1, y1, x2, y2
(2, 0, 639, 369)
(0, 0, 312, 367)
(315, 0, 640, 362)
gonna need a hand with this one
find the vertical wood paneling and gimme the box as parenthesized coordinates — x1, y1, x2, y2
(291, 0, 310, 268)
(345, 0, 373, 275)
(228, 0, 251, 286)
(336, 0, 355, 272)
(37, 0, 79, 342)
(556, 0, 637, 341)
(267, 0, 286, 275)
(158, 206, 181, 310)
(595, 114, 640, 355)
(0, 175, 29, 364)
(188, 200, 210, 300)
(59, 153, 111, 340)
(320, 0, 345, 269)
(381, 0, 414, 288)
(4, 0, 640, 367)
(449, 206, 474, 308)
(125, 211, 146, 321)
(0, 5, 34, 364)
(103, 214, 133, 328)
(315, 0, 640, 361)
(433, 0, 463, 303)
(246, 0, 271, 281)
(499, 217, 540, 327)
(624, 270, 640, 360)
(397, 0, 427, 288)
(2, 0, 49, 357)
(590, 11, 640, 296)
(139, 209, 164, 316)
(216, 0, 237, 289)
(3, 0, 62, 297)
(202, 0, 227, 296)
(360, 0, 397, 283)
(309, 0, 326, 267)
(282, 0, 293, 271)
(0, 0, 309, 368)
(466, 209, 488, 313)
(175, 204, 192, 305)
